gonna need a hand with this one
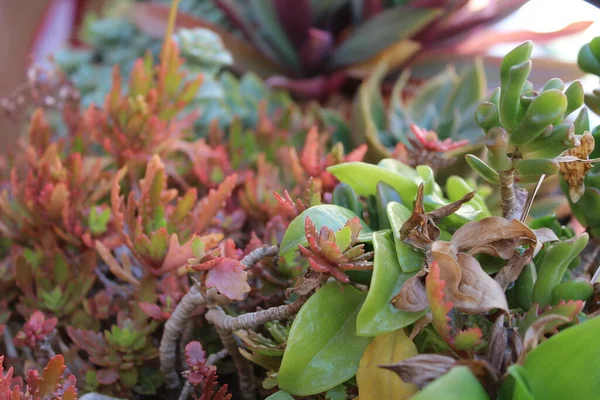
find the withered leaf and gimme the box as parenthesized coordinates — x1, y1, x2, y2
(446, 217, 539, 290)
(450, 217, 536, 256)
(559, 131, 594, 203)
(380, 354, 455, 389)
(520, 314, 570, 363)
(391, 274, 429, 312)
(432, 242, 508, 314)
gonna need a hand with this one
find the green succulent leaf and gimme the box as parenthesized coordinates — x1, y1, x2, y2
(465, 155, 500, 185)
(532, 234, 589, 307)
(265, 391, 294, 400)
(327, 162, 418, 206)
(279, 205, 373, 256)
(387, 202, 425, 273)
(410, 366, 490, 400)
(278, 281, 371, 396)
(519, 317, 600, 400)
(332, 7, 441, 67)
(357, 232, 425, 336)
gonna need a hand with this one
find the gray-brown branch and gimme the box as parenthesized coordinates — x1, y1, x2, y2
(240, 245, 279, 268)
(160, 285, 217, 390)
(499, 170, 527, 220)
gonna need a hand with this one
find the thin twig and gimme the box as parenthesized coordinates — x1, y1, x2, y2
(160, 285, 217, 390)
(241, 245, 279, 268)
(206, 291, 312, 332)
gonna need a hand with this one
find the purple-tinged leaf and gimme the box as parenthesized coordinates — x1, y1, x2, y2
(273, 0, 313, 48)
(299, 28, 334, 72)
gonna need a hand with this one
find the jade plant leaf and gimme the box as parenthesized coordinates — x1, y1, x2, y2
(356, 329, 418, 399)
(265, 390, 294, 400)
(277, 281, 371, 396)
(387, 202, 425, 273)
(279, 205, 374, 256)
(356, 232, 425, 336)
(327, 162, 418, 205)
(409, 366, 490, 400)
(519, 316, 600, 400)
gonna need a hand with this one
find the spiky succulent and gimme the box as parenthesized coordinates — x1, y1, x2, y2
(136, 0, 590, 99)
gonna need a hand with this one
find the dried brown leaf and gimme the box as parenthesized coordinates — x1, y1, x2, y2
(450, 217, 536, 256)
(559, 131, 594, 203)
(391, 274, 429, 312)
(520, 314, 570, 362)
(432, 242, 508, 314)
(427, 191, 475, 223)
(380, 354, 455, 389)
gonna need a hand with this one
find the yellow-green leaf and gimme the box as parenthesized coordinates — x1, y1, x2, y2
(356, 329, 418, 400)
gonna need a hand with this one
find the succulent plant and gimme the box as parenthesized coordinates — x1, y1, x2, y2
(0, 355, 78, 400)
(134, 0, 591, 99)
(55, 6, 296, 135)
(68, 318, 160, 392)
(564, 36, 600, 238)
(346, 61, 484, 164)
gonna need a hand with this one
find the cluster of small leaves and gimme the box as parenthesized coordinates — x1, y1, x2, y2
(183, 342, 232, 400)
(0, 355, 77, 400)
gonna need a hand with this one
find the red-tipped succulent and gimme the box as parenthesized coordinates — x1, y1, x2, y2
(96, 155, 233, 279)
(0, 355, 77, 400)
(298, 216, 373, 283)
(183, 341, 232, 400)
(13, 311, 58, 349)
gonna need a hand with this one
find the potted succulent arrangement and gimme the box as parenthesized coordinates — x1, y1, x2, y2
(1, 1, 599, 400)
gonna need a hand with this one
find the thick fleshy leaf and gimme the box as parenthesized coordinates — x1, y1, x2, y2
(332, 7, 441, 67)
(205, 259, 250, 301)
(327, 162, 418, 205)
(388, 202, 425, 272)
(273, 0, 312, 48)
(409, 366, 490, 400)
(265, 391, 294, 400)
(350, 63, 390, 162)
(519, 317, 600, 400)
(278, 282, 371, 396)
(356, 329, 418, 399)
(279, 205, 373, 256)
(357, 232, 425, 336)
(531, 234, 589, 307)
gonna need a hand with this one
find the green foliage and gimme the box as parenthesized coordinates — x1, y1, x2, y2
(277, 281, 371, 396)
(345, 62, 482, 163)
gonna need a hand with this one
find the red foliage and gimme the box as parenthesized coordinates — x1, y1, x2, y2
(0, 355, 77, 400)
(183, 342, 232, 400)
(13, 311, 57, 349)
(298, 217, 373, 283)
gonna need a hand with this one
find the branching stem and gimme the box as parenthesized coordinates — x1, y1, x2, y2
(160, 285, 217, 390)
